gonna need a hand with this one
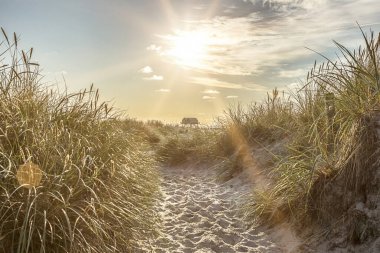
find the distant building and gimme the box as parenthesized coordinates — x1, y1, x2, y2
(181, 117, 199, 126)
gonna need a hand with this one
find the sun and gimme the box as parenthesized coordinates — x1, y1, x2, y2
(166, 30, 210, 68)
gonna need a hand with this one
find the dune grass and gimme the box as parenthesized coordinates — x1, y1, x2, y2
(215, 89, 295, 180)
(221, 89, 295, 146)
(0, 28, 160, 253)
(221, 29, 380, 234)
(119, 118, 163, 145)
(2, 24, 378, 252)
(157, 126, 222, 166)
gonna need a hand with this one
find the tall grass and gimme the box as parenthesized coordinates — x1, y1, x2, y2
(119, 118, 162, 145)
(221, 89, 295, 146)
(222, 29, 380, 233)
(215, 89, 295, 180)
(0, 28, 160, 252)
(157, 127, 221, 166)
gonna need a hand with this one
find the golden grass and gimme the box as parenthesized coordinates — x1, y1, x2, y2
(157, 126, 221, 166)
(220, 28, 380, 231)
(0, 28, 160, 253)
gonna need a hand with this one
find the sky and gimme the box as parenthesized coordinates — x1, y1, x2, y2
(1, 0, 380, 123)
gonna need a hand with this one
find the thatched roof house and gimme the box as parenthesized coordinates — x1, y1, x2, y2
(181, 117, 199, 125)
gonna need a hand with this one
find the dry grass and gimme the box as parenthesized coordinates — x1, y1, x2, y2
(0, 28, 160, 253)
(157, 126, 222, 166)
(215, 89, 295, 181)
(220, 28, 380, 234)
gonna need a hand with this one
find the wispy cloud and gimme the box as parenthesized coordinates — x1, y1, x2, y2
(202, 89, 220, 94)
(159, 16, 259, 75)
(202, 95, 216, 100)
(139, 66, 153, 74)
(157, 0, 380, 85)
(191, 76, 250, 89)
(144, 75, 164, 81)
(226, 95, 238, 99)
(156, 88, 171, 92)
(191, 76, 267, 91)
(278, 68, 306, 78)
(245, 0, 328, 10)
(45, 70, 67, 76)
(146, 44, 161, 52)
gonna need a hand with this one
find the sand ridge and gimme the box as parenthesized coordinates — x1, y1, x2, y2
(137, 164, 284, 253)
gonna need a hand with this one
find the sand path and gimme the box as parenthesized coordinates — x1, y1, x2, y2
(139, 165, 284, 253)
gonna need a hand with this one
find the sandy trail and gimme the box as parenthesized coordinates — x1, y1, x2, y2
(139, 164, 284, 253)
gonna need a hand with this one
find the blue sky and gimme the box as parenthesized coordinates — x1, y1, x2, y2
(1, 0, 379, 123)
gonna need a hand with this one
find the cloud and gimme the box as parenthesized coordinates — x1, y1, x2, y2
(142, 0, 380, 116)
(191, 76, 252, 89)
(159, 16, 260, 75)
(190, 76, 268, 91)
(245, 0, 328, 10)
(146, 44, 161, 52)
(278, 68, 306, 78)
(144, 75, 164, 81)
(156, 88, 171, 92)
(192, 4, 206, 10)
(139, 66, 153, 74)
(156, 0, 380, 83)
(202, 89, 220, 94)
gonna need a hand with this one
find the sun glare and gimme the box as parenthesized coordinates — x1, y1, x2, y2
(166, 30, 210, 68)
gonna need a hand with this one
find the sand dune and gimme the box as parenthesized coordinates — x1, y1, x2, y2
(137, 164, 285, 253)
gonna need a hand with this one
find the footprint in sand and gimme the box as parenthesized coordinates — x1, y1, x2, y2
(136, 165, 284, 253)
